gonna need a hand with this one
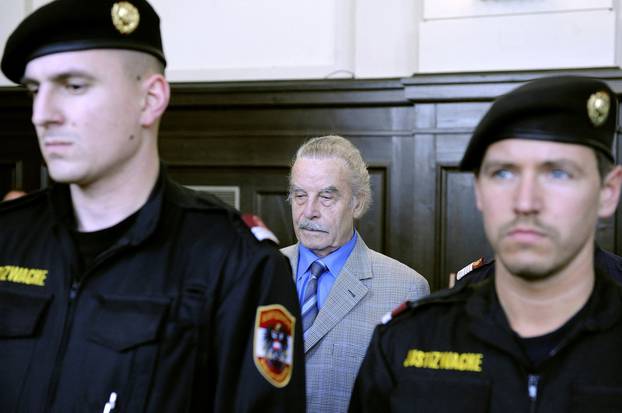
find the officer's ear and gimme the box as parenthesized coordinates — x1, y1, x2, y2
(139, 73, 170, 128)
(598, 165, 622, 218)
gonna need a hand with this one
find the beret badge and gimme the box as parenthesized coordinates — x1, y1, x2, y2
(587, 91, 610, 127)
(111, 2, 140, 35)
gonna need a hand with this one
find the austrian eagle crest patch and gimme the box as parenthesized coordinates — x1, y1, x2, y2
(253, 304, 295, 387)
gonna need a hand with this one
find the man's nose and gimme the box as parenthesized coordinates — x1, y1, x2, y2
(31, 86, 63, 128)
(302, 196, 320, 218)
(513, 173, 542, 215)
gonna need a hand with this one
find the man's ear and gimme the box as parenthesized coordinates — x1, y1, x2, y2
(139, 73, 170, 127)
(598, 165, 622, 218)
(352, 195, 365, 219)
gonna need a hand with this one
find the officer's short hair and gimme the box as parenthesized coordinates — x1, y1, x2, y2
(461, 76, 619, 173)
(1, 0, 166, 84)
(290, 135, 372, 217)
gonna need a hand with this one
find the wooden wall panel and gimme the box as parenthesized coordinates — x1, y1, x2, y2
(0, 161, 22, 198)
(439, 168, 491, 287)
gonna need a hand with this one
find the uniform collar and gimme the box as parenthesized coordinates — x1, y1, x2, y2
(465, 266, 622, 364)
(49, 164, 167, 247)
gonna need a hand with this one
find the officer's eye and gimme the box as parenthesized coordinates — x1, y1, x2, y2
(548, 168, 571, 180)
(24, 84, 38, 96)
(65, 81, 88, 94)
(491, 169, 514, 180)
(67, 84, 85, 92)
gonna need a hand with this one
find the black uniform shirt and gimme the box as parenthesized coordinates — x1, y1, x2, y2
(0, 167, 305, 412)
(349, 269, 622, 413)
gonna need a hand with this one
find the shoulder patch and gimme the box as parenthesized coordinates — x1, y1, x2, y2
(253, 304, 295, 387)
(456, 257, 486, 281)
(242, 214, 280, 245)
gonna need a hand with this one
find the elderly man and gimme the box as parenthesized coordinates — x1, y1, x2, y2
(350, 76, 622, 412)
(281, 135, 429, 412)
(0, 0, 304, 411)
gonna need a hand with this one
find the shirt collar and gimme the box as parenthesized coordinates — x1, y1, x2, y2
(297, 231, 358, 280)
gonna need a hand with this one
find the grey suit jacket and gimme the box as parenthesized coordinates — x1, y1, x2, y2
(281, 235, 429, 413)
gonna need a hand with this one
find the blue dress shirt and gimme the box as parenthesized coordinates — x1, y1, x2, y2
(296, 231, 358, 310)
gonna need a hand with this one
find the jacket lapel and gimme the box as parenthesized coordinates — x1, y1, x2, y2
(303, 236, 371, 353)
(280, 244, 299, 282)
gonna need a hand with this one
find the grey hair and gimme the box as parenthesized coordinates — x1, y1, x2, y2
(289, 135, 372, 217)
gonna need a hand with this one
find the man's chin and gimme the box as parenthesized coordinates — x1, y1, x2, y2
(299, 236, 326, 249)
(47, 171, 77, 184)
(509, 266, 553, 281)
(499, 255, 556, 281)
(497, 246, 557, 280)
(47, 169, 85, 185)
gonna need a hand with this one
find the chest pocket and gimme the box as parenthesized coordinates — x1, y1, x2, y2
(79, 294, 170, 412)
(390, 375, 491, 412)
(0, 289, 52, 410)
(570, 382, 622, 413)
(88, 294, 170, 351)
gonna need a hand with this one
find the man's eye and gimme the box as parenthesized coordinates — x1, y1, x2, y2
(319, 195, 336, 206)
(25, 85, 38, 96)
(491, 169, 514, 180)
(549, 169, 571, 180)
(66, 83, 87, 93)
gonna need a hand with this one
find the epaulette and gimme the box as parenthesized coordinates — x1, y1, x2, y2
(2, 190, 26, 202)
(381, 283, 469, 325)
(180, 184, 231, 211)
(0, 189, 45, 213)
(381, 300, 411, 324)
(456, 257, 487, 281)
(241, 214, 280, 245)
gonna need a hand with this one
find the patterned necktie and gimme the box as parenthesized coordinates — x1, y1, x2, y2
(301, 260, 327, 334)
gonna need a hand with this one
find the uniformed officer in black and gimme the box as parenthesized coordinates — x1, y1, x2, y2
(349, 76, 622, 412)
(0, 1, 305, 411)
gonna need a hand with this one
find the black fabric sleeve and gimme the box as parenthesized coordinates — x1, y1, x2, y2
(209, 238, 305, 412)
(348, 325, 394, 413)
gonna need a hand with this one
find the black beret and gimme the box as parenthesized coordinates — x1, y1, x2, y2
(460, 76, 619, 171)
(1, 0, 166, 84)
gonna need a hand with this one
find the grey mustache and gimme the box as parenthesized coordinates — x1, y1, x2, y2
(299, 220, 326, 232)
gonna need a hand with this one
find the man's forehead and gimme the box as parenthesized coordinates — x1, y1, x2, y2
(481, 138, 595, 163)
(24, 49, 123, 79)
(292, 158, 350, 190)
(293, 157, 348, 174)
